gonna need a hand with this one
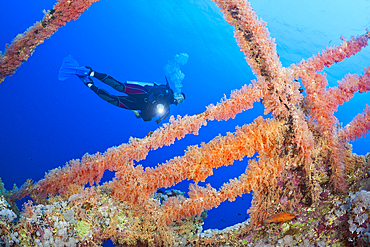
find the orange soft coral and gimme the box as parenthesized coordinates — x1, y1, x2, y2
(0, 0, 99, 83)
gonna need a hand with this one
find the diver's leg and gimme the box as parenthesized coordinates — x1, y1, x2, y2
(89, 85, 137, 109)
(92, 72, 125, 92)
(92, 71, 148, 95)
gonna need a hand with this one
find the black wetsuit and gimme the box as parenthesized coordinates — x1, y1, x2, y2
(88, 72, 176, 121)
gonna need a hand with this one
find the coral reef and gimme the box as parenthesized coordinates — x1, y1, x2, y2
(1, 185, 202, 246)
(1, 0, 370, 246)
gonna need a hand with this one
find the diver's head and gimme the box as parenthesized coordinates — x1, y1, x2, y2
(174, 92, 185, 104)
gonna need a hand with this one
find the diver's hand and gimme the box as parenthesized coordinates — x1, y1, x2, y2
(132, 110, 141, 118)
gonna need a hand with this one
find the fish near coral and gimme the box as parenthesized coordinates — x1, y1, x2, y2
(264, 212, 295, 224)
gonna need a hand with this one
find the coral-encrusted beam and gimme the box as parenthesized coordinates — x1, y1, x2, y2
(211, 0, 281, 81)
(11, 83, 263, 202)
(211, 0, 302, 120)
(340, 105, 370, 142)
(109, 117, 284, 206)
(291, 32, 370, 74)
(0, 0, 99, 83)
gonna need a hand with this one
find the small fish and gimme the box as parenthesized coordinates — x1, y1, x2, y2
(148, 131, 153, 137)
(264, 212, 295, 224)
(237, 213, 241, 216)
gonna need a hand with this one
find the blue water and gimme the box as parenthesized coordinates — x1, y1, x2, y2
(1, 0, 369, 245)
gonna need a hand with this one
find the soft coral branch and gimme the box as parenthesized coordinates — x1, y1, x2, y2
(0, 0, 99, 83)
(340, 105, 370, 142)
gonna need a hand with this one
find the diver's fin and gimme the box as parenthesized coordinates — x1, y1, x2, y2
(58, 55, 90, 81)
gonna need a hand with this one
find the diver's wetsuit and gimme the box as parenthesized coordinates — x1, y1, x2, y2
(88, 72, 175, 121)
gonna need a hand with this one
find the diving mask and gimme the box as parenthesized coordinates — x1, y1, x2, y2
(174, 93, 185, 104)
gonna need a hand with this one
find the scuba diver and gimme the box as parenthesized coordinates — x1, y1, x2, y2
(58, 55, 185, 124)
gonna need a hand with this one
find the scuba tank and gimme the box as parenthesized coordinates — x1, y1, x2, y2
(126, 81, 158, 87)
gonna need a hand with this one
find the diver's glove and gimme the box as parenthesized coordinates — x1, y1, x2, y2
(132, 110, 141, 118)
